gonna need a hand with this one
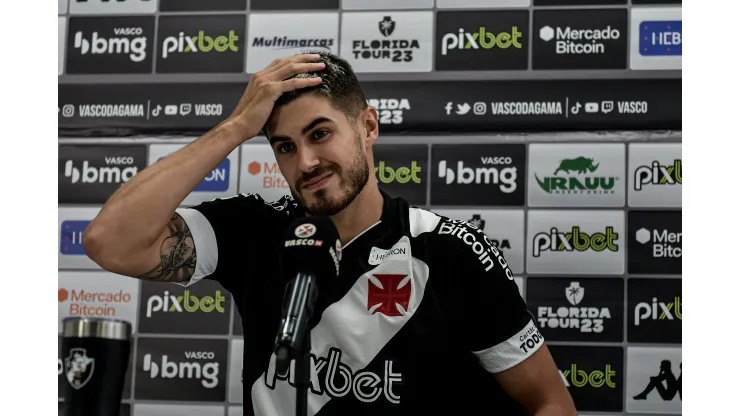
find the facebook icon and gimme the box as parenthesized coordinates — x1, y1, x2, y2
(639, 20, 682, 56)
(60, 221, 89, 255)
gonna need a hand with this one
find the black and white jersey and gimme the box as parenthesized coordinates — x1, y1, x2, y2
(175, 190, 543, 416)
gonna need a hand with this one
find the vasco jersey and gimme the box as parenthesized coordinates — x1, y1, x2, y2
(175, 190, 543, 416)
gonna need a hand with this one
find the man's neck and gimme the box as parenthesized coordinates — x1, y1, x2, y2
(330, 182, 384, 246)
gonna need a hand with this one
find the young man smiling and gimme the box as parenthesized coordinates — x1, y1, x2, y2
(84, 52, 577, 416)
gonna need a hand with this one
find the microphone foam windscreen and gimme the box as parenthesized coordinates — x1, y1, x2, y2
(280, 216, 342, 279)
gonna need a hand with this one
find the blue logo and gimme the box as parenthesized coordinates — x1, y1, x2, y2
(157, 157, 230, 192)
(60, 221, 89, 255)
(639, 20, 682, 56)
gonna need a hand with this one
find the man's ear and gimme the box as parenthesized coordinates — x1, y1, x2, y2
(361, 106, 379, 147)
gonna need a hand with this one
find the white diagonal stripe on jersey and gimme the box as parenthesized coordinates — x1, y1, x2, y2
(251, 236, 430, 416)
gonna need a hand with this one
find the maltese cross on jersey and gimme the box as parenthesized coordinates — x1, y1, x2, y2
(368, 274, 411, 317)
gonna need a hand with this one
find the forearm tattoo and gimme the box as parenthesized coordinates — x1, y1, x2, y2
(138, 213, 197, 282)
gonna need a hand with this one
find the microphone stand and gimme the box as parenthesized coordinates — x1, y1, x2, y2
(274, 272, 317, 416)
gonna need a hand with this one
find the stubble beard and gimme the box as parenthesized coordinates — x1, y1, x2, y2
(292, 133, 369, 217)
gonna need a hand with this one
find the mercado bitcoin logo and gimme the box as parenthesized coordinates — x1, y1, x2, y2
(527, 210, 624, 275)
(533, 226, 618, 257)
(138, 280, 231, 335)
(58, 271, 140, 333)
(373, 144, 428, 205)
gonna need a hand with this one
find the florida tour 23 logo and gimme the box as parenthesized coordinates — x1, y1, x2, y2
(64, 348, 95, 390)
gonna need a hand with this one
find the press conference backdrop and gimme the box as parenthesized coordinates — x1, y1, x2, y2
(57, 1, 682, 415)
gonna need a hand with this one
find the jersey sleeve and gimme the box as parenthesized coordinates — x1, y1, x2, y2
(172, 193, 293, 291)
(432, 218, 544, 374)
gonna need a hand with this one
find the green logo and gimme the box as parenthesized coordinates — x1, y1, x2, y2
(374, 160, 422, 184)
(532, 226, 619, 257)
(536, 156, 617, 195)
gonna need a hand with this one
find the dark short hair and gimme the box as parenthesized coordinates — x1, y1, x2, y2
(273, 51, 368, 123)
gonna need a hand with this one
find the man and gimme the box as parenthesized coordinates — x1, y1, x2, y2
(84, 52, 576, 416)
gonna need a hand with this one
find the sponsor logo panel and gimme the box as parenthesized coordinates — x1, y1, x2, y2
(628, 143, 682, 207)
(251, 0, 339, 9)
(342, 0, 434, 10)
(246, 13, 339, 73)
(628, 211, 681, 274)
(59, 207, 103, 270)
(526, 210, 625, 275)
(58, 271, 140, 334)
(69, 0, 156, 15)
(149, 144, 239, 206)
(239, 143, 292, 202)
(435, 10, 529, 70)
(135, 338, 228, 401)
(367, 97, 413, 126)
(528, 144, 626, 207)
(627, 278, 681, 343)
(60, 0, 69, 14)
(340, 12, 433, 72)
(159, 0, 247, 12)
(59, 145, 147, 204)
(430, 144, 526, 206)
(533, 9, 628, 69)
(549, 346, 624, 412)
(373, 144, 428, 205)
(514, 276, 524, 298)
(156, 15, 246, 74)
(228, 339, 244, 403)
(433, 209, 525, 274)
(626, 347, 682, 414)
(138, 280, 232, 335)
(228, 407, 244, 416)
(59, 17, 67, 75)
(133, 404, 227, 416)
(630, 7, 681, 70)
(526, 278, 624, 342)
(66, 16, 155, 74)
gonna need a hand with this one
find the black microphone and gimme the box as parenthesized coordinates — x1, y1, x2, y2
(274, 216, 341, 377)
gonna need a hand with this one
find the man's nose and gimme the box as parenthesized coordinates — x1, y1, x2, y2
(296, 145, 320, 172)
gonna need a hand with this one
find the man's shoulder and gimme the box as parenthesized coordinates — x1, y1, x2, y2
(193, 193, 300, 216)
(418, 212, 513, 278)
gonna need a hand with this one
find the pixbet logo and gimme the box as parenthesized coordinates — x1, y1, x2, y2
(74, 27, 147, 62)
(539, 25, 620, 55)
(143, 352, 220, 388)
(537, 282, 611, 333)
(634, 296, 682, 326)
(559, 364, 617, 388)
(533, 226, 619, 257)
(635, 227, 681, 258)
(248, 161, 289, 189)
(161, 30, 240, 58)
(64, 156, 138, 185)
(367, 98, 410, 125)
(374, 161, 422, 185)
(441, 26, 524, 55)
(145, 290, 226, 318)
(634, 160, 682, 190)
(265, 347, 402, 404)
(438, 156, 517, 193)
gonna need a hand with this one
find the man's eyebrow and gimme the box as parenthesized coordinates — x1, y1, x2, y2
(268, 117, 335, 145)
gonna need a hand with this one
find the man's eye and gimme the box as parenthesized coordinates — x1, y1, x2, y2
(313, 130, 329, 140)
(277, 143, 294, 154)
